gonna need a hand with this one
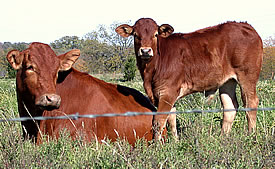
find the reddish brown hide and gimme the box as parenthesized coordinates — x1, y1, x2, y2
(7, 42, 166, 145)
(116, 18, 263, 140)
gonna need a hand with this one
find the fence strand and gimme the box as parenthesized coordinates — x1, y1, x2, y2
(0, 107, 274, 123)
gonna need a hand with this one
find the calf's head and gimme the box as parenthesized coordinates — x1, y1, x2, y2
(115, 18, 174, 60)
(7, 42, 80, 110)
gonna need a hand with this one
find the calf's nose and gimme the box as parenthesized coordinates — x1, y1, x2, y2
(139, 47, 153, 59)
(141, 48, 151, 55)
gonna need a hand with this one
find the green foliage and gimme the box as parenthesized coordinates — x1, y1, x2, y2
(0, 42, 28, 78)
(81, 22, 134, 74)
(80, 39, 120, 73)
(123, 55, 136, 81)
(6, 64, 17, 78)
(48, 22, 134, 74)
(261, 36, 275, 80)
(0, 78, 274, 168)
(50, 36, 83, 51)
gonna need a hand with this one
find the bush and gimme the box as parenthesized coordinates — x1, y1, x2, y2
(123, 55, 136, 81)
(6, 64, 16, 78)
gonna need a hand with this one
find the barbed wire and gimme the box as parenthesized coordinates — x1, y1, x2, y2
(0, 107, 274, 123)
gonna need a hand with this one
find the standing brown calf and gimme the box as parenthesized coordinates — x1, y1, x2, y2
(116, 18, 263, 140)
(7, 42, 166, 145)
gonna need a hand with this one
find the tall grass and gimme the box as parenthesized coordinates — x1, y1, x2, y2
(0, 77, 274, 168)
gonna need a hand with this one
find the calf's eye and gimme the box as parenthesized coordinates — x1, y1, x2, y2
(134, 33, 141, 40)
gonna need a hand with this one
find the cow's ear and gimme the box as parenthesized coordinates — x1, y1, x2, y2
(59, 49, 80, 71)
(159, 24, 174, 38)
(115, 24, 133, 37)
(6, 50, 23, 70)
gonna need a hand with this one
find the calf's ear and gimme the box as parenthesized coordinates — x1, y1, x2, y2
(59, 49, 80, 71)
(6, 50, 23, 70)
(115, 24, 133, 37)
(159, 24, 174, 38)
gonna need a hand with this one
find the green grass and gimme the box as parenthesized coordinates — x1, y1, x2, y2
(0, 76, 274, 168)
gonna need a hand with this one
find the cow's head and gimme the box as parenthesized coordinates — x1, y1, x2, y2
(7, 42, 80, 110)
(115, 18, 174, 60)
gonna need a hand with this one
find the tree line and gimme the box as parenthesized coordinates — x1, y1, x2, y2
(0, 21, 137, 81)
(0, 22, 274, 80)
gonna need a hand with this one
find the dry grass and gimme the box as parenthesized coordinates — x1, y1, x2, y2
(0, 78, 274, 168)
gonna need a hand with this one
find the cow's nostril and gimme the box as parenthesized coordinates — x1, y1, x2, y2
(46, 95, 52, 102)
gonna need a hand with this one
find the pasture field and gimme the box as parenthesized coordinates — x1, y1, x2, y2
(0, 75, 274, 168)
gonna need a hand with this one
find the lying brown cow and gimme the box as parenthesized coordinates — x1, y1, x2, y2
(116, 18, 263, 140)
(7, 42, 166, 145)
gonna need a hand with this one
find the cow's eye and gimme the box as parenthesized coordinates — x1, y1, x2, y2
(155, 33, 158, 37)
(26, 65, 34, 71)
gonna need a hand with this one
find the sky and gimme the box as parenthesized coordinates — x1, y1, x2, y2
(1, 0, 275, 43)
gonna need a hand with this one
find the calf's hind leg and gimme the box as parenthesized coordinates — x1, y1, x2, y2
(219, 79, 239, 134)
(167, 108, 178, 140)
(238, 75, 259, 133)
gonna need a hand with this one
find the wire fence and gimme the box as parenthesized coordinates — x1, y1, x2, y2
(0, 107, 274, 123)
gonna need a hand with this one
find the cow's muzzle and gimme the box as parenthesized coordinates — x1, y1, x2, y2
(36, 94, 61, 110)
(139, 47, 153, 60)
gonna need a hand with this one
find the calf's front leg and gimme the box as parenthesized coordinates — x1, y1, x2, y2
(153, 95, 177, 141)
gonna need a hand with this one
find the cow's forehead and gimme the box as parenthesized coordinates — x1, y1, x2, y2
(26, 43, 58, 65)
(134, 18, 158, 34)
(27, 43, 57, 60)
(28, 43, 56, 57)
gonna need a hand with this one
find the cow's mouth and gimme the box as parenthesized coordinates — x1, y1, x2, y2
(140, 54, 153, 60)
(38, 104, 60, 111)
